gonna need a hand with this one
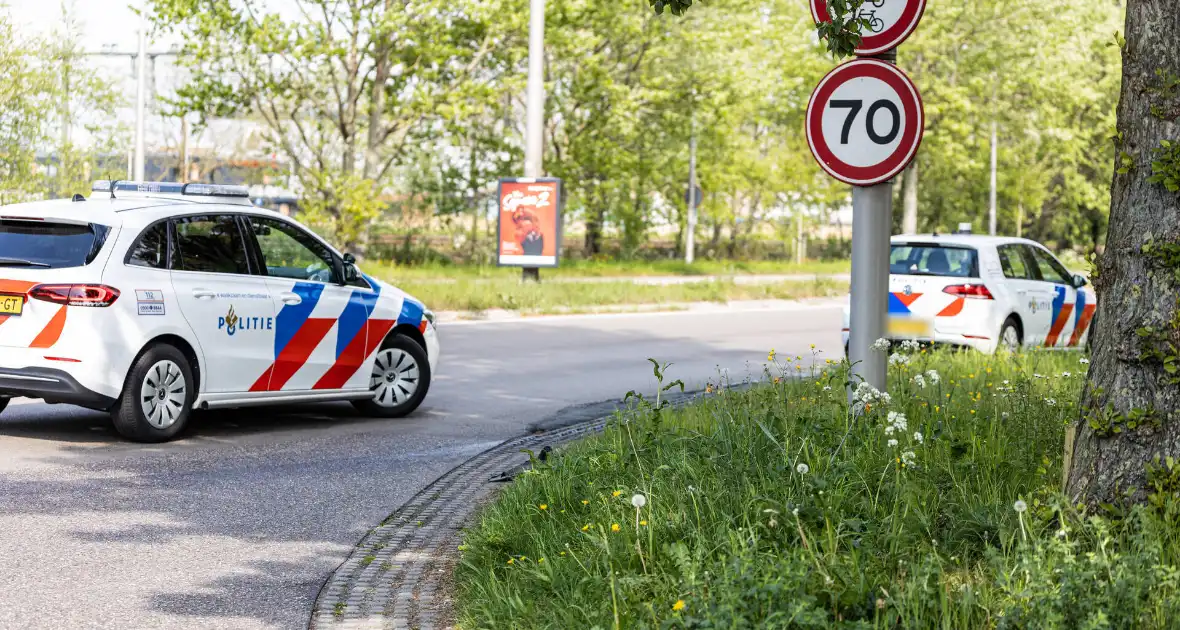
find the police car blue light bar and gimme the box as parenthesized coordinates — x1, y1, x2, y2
(91, 180, 251, 199)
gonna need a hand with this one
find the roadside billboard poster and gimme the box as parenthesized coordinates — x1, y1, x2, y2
(497, 177, 563, 268)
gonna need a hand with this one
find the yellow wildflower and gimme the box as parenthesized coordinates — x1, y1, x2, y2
(538, 557, 545, 563)
(768, 349, 776, 361)
(611, 523, 621, 533)
(582, 500, 590, 505)
(581, 524, 590, 532)
(673, 600, 686, 611)
(640, 520, 648, 526)
(507, 558, 514, 565)
(539, 504, 548, 511)
(612, 490, 623, 498)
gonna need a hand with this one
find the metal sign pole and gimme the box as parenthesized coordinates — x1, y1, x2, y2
(848, 180, 892, 392)
(847, 48, 899, 394)
(522, 0, 546, 283)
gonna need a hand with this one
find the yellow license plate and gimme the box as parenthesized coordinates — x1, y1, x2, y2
(887, 317, 932, 338)
(0, 294, 24, 316)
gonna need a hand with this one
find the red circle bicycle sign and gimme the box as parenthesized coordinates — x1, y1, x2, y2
(810, 0, 926, 56)
(806, 59, 924, 186)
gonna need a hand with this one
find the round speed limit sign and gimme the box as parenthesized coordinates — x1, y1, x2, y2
(805, 59, 924, 186)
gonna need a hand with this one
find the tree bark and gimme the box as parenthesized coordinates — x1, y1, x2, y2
(1066, 1, 1180, 505)
(902, 161, 919, 234)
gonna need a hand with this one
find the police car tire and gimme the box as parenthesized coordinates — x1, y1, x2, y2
(999, 317, 1022, 351)
(0, 397, 8, 416)
(352, 334, 431, 419)
(112, 344, 195, 443)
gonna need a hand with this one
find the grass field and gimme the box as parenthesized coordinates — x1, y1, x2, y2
(456, 349, 1180, 628)
(365, 258, 850, 282)
(385, 277, 847, 314)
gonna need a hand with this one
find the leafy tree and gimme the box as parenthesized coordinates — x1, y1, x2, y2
(147, 0, 508, 253)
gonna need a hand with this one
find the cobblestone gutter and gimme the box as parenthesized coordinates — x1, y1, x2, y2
(308, 418, 609, 630)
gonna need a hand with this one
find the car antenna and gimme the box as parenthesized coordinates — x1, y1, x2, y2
(71, 193, 86, 202)
(108, 180, 118, 200)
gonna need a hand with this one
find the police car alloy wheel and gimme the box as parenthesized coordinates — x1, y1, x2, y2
(999, 318, 1022, 351)
(113, 344, 196, 442)
(353, 334, 431, 418)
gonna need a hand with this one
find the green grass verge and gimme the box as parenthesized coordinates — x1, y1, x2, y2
(365, 258, 850, 282)
(386, 278, 847, 313)
(457, 350, 1180, 628)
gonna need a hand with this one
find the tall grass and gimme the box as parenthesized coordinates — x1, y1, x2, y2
(456, 350, 1180, 628)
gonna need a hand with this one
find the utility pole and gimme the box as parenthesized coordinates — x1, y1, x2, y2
(988, 120, 997, 236)
(179, 116, 190, 182)
(133, 15, 148, 182)
(685, 112, 697, 265)
(796, 211, 805, 265)
(521, 0, 546, 283)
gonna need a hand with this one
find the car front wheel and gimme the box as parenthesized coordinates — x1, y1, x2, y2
(112, 344, 195, 442)
(352, 334, 431, 418)
(0, 396, 9, 416)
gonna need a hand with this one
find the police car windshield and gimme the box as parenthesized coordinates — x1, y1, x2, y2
(889, 244, 978, 278)
(0, 220, 108, 269)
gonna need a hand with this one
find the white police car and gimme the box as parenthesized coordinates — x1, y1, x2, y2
(0, 181, 439, 442)
(842, 234, 1097, 354)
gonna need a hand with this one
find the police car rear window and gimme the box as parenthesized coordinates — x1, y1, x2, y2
(889, 244, 978, 278)
(0, 220, 110, 269)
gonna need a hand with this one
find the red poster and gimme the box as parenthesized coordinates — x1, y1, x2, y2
(497, 178, 562, 267)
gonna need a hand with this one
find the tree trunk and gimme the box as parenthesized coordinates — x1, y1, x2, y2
(1066, 1, 1180, 505)
(902, 162, 919, 234)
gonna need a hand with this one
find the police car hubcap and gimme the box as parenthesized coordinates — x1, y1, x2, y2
(371, 349, 419, 408)
(140, 360, 186, 429)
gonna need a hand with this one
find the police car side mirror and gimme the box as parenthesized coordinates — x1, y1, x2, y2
(343, 252, 357, 264)
(1072, 274, 1088, 288)
(344, 262, 361, 283)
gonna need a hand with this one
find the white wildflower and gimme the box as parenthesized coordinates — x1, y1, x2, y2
(1056, 529, 1067, 538)
(1079, 358, 1090, 365)
(887, 411, 908, 432)
(912, 374, 926, 388)
(901, 451, 917, 467)
(879, 392, 892, 405)
(1001, 412, 1010, 419)
(871, 338, 891, 352)
(1034, 373, 1045, 379)
(796, 463, 810, 475)
(1044, 398, 1057, 406)
(900, 340, 921, 352)
(887, 438, 899, 448)
(822, 386, 832, 392)
(631, 494, 647, 508)
(925, 370, 941, 384)
(913, 431, 923, 444)
(889, 353, 910, 366)
(1062, 371, 1072, 378)
(1013, 500, 1028, 513)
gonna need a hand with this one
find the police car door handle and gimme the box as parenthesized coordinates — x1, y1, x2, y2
(192, 289, 216, 300)
(279, 292, 302, 306)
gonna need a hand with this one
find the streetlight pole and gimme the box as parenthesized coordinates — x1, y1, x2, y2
(685, 112, 697, 265)
(134, 16, 148, 182)
(988, 120, 998, 235)
(522, 0, 546, 282)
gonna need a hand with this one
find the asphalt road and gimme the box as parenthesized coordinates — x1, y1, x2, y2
(0, 300, 844, 630)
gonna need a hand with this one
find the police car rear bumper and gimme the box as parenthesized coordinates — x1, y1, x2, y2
(0, 367, 117, 411)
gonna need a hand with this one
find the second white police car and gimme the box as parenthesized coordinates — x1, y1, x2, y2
(0, 181, 439, 442)
(843, 233, 1097, 354)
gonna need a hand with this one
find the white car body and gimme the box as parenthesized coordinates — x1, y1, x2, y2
(0, 182, 438, 436)
(842, 234, 1097, 353)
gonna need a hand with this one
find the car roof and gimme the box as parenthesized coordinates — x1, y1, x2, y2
(891, 233, 1045, 249)
(1, 195, 268, 229)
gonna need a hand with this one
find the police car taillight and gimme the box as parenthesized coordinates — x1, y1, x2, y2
(942, 284, 994, 300)
(29, 284, 121, 307)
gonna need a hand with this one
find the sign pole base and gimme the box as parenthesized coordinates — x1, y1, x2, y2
(847, 181, 892, 397)
(522, 267, 540, 283)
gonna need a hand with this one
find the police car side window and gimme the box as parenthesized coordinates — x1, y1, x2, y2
(172, 215, 252, 275)
(1030, 247, 1072, 285)
(997, 245, 1031, 279)
(249, 217, 339, 284)
(127, 222, 171, 269)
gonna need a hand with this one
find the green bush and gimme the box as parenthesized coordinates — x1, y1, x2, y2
(456, 350, 1180, 629)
